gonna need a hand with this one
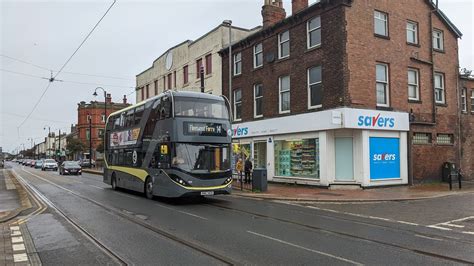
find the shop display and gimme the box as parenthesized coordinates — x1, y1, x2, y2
(274, 138, 319, 178)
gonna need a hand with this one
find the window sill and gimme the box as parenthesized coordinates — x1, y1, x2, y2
(308, 105, 322, 110)
(254, 115, 264, 119)
(233, 119, 242, 123)
(435, 103, 448, 107)
(412, 142, 432, 145)
(433, 48, 445, 54)
(408, 99, 422, 104)
(277, 55, 290, 62)
(233, 73, 242, 78)
(252, 66, 263, 72)
(374, 34, 390, 40)
(407, 42, 420, 47)
(279, 110, 291, 115)
(376, 106, 393, 111)
(306, 44, 322, 53)
(436, 143, 454, 146)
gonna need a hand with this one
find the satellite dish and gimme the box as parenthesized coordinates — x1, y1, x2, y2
(165, 52, 173, 70)
(265, 52, 275, 63)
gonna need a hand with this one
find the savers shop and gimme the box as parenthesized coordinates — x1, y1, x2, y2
(231, 108, 409, 187)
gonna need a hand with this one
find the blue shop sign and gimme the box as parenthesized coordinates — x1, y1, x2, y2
(369, 137, 400, 180)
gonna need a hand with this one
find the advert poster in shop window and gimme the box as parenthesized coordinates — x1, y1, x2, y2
(369, 137, 400, 180)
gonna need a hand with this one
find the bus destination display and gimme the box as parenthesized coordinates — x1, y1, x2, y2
(183, 122, 227, 137)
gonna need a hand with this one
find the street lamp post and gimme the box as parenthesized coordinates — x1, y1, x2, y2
(93, 87, 107, 156)
(87, 113, 92, 168)
(44, 126, 51, 158)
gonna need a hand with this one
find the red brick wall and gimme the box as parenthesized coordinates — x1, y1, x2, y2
(345, 0, 461, 181)
(460, 77, 474, 180)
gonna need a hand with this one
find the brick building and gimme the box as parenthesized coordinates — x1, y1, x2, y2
(459, 75, 474, 179)
(77, 94, 130, 160)
(220, 0, 468, 187)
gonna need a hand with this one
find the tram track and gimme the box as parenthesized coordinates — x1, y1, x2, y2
(14, 167, 237, 266)
(203, 200, 474, 265)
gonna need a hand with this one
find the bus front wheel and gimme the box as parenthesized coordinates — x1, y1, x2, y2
(145, 177, 153, 199)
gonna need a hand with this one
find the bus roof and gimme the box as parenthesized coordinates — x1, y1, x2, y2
(107, 90, 225, 118)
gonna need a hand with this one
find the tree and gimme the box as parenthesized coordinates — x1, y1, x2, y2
(66, 137, 85, 155)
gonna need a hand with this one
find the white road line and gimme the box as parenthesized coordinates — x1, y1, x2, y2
(9, 226, 20, 231)
(89, 185, 105, 190)
(395, 220, 419, 226)
(247, 231, 362, 265)
(154, 204, 208, 220)
(13, 253, 28, 263)
(11, 236, 24, 243)
(427, 225, 452, 231)
(462, 231, 474, 235)
(12, 243, 25, 251)
(414, 234, 443, 241)
(442, 223, 465, 228)
(11, 231, 21, 236)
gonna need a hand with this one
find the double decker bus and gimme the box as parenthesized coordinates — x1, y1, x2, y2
(104, 91, 233, 198)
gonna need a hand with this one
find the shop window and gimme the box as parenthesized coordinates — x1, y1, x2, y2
(253, 142, 267, 169)
(232, 143, 251, 174)
(412, 133, 431, 144)
(436, 134, 453, 145)
(274, 139, 320, 178)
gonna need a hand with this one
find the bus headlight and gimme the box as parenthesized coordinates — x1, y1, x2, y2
(169, 174, 191, 187)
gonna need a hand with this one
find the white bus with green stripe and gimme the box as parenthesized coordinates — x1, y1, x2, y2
(103, 91, 233, 198)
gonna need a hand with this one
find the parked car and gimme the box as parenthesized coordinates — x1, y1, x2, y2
(30, 160, 36, 167)
(24, 160, 32, 167)
(79, 159, 96, 168)
(59, 161, 82, 175)
(42, 159, 58, 171)
(34, 160, 44, 169)
(0, 160, 4, 168)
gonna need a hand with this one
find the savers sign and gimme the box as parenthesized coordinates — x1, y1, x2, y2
(369, 137, 400, 180)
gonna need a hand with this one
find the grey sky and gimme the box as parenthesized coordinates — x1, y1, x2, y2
(1, 0, 473, 153)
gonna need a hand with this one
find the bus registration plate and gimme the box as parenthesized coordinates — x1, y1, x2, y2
(201, 191, 214, 196)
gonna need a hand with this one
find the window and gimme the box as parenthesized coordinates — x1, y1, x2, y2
(233, 89, 242, 120)
(254, 43, 263, 68)
(173, 71, 177, 88)
(461, 88, 467, 112)
(307, 16, 321, 49)
(471, 90, 474, 113)
(140, 87, 144, 101)
(86, 129, 90, 140)
(86, 114, 91, 123)
(154, 80, 158, 95)
(308, 66, 322, 108)
(205, 54, 212, 75)
(134, 105, 145, 125)
(434, 73, 445, 104)
(433, 29, 444, 50)
(376, 63, 389, 107)
(407, 21, 418, 44)
(374, 10, 388, 36)
(254, 84, 263, 118)
(183, 65, 189, 84)
(437, 134, 453, 145)
(274, 139, 320, 178)
(278, 31, 290, 58)
(279, 75, 291, 113)
(196, 58, 203, 79)
(413, 133, 431, 144)
(98, 129, 104, 139)
(408, 68, 419, 101)
(146, 84, 149, 99)
(167, 73, 172, 90)
(163, 76, 166, 91)
(233, 52, 242, 76)
(101, 113, 106, 123)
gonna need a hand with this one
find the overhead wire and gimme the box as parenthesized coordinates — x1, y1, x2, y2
(16, 0, 117, 128)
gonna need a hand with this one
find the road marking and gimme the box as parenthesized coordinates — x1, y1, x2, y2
(9, 226, 20, 231)
(414, 234, 443, 241)
(11, 236, 24, 243)
(444, 216, 474, 223)
(13, 253, 28, 263)
(302, 203, 420, 226)
(462, 231, 474, 235)
(154, 204, 208, 220)
(427, 225, 452, 231)
(89, 185, 105, 190)
(12, 243, 25, 251)
(247, 231, 362, 265)
(443, 223, 465, 228)
(11, 230, 21, 236)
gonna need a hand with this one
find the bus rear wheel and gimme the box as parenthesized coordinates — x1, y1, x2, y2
(111, 174, 118, 190)
(145, 177, 153, 199)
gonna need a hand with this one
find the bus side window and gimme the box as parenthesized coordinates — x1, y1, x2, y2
(162, 97, 171, 118)
(134, 106, 145, 126)
(125, 109, 134, 128)
(113, 115, 121, 130)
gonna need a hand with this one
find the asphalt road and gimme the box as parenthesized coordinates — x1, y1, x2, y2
(7, 162, 474, 265)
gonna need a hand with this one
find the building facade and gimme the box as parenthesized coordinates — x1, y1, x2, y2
(77, 94, 130, 160)
(136, 23, 260, 102)
(220, 0, 465, 187)
(459, 76, 474, 179)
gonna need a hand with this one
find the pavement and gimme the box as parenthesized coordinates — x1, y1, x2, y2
(83, 168, 474, 202)
(0, 168, 40, 265)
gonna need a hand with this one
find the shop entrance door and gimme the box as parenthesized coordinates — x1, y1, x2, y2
(253, 142, 267, 169)
(335, 137, 354, 181)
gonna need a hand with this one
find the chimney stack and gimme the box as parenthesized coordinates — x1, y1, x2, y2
(262, 0, 286, 28)
(292, 0, 308, 15)
(123, 95, 127, 104)
(106, 93, 112, 103)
